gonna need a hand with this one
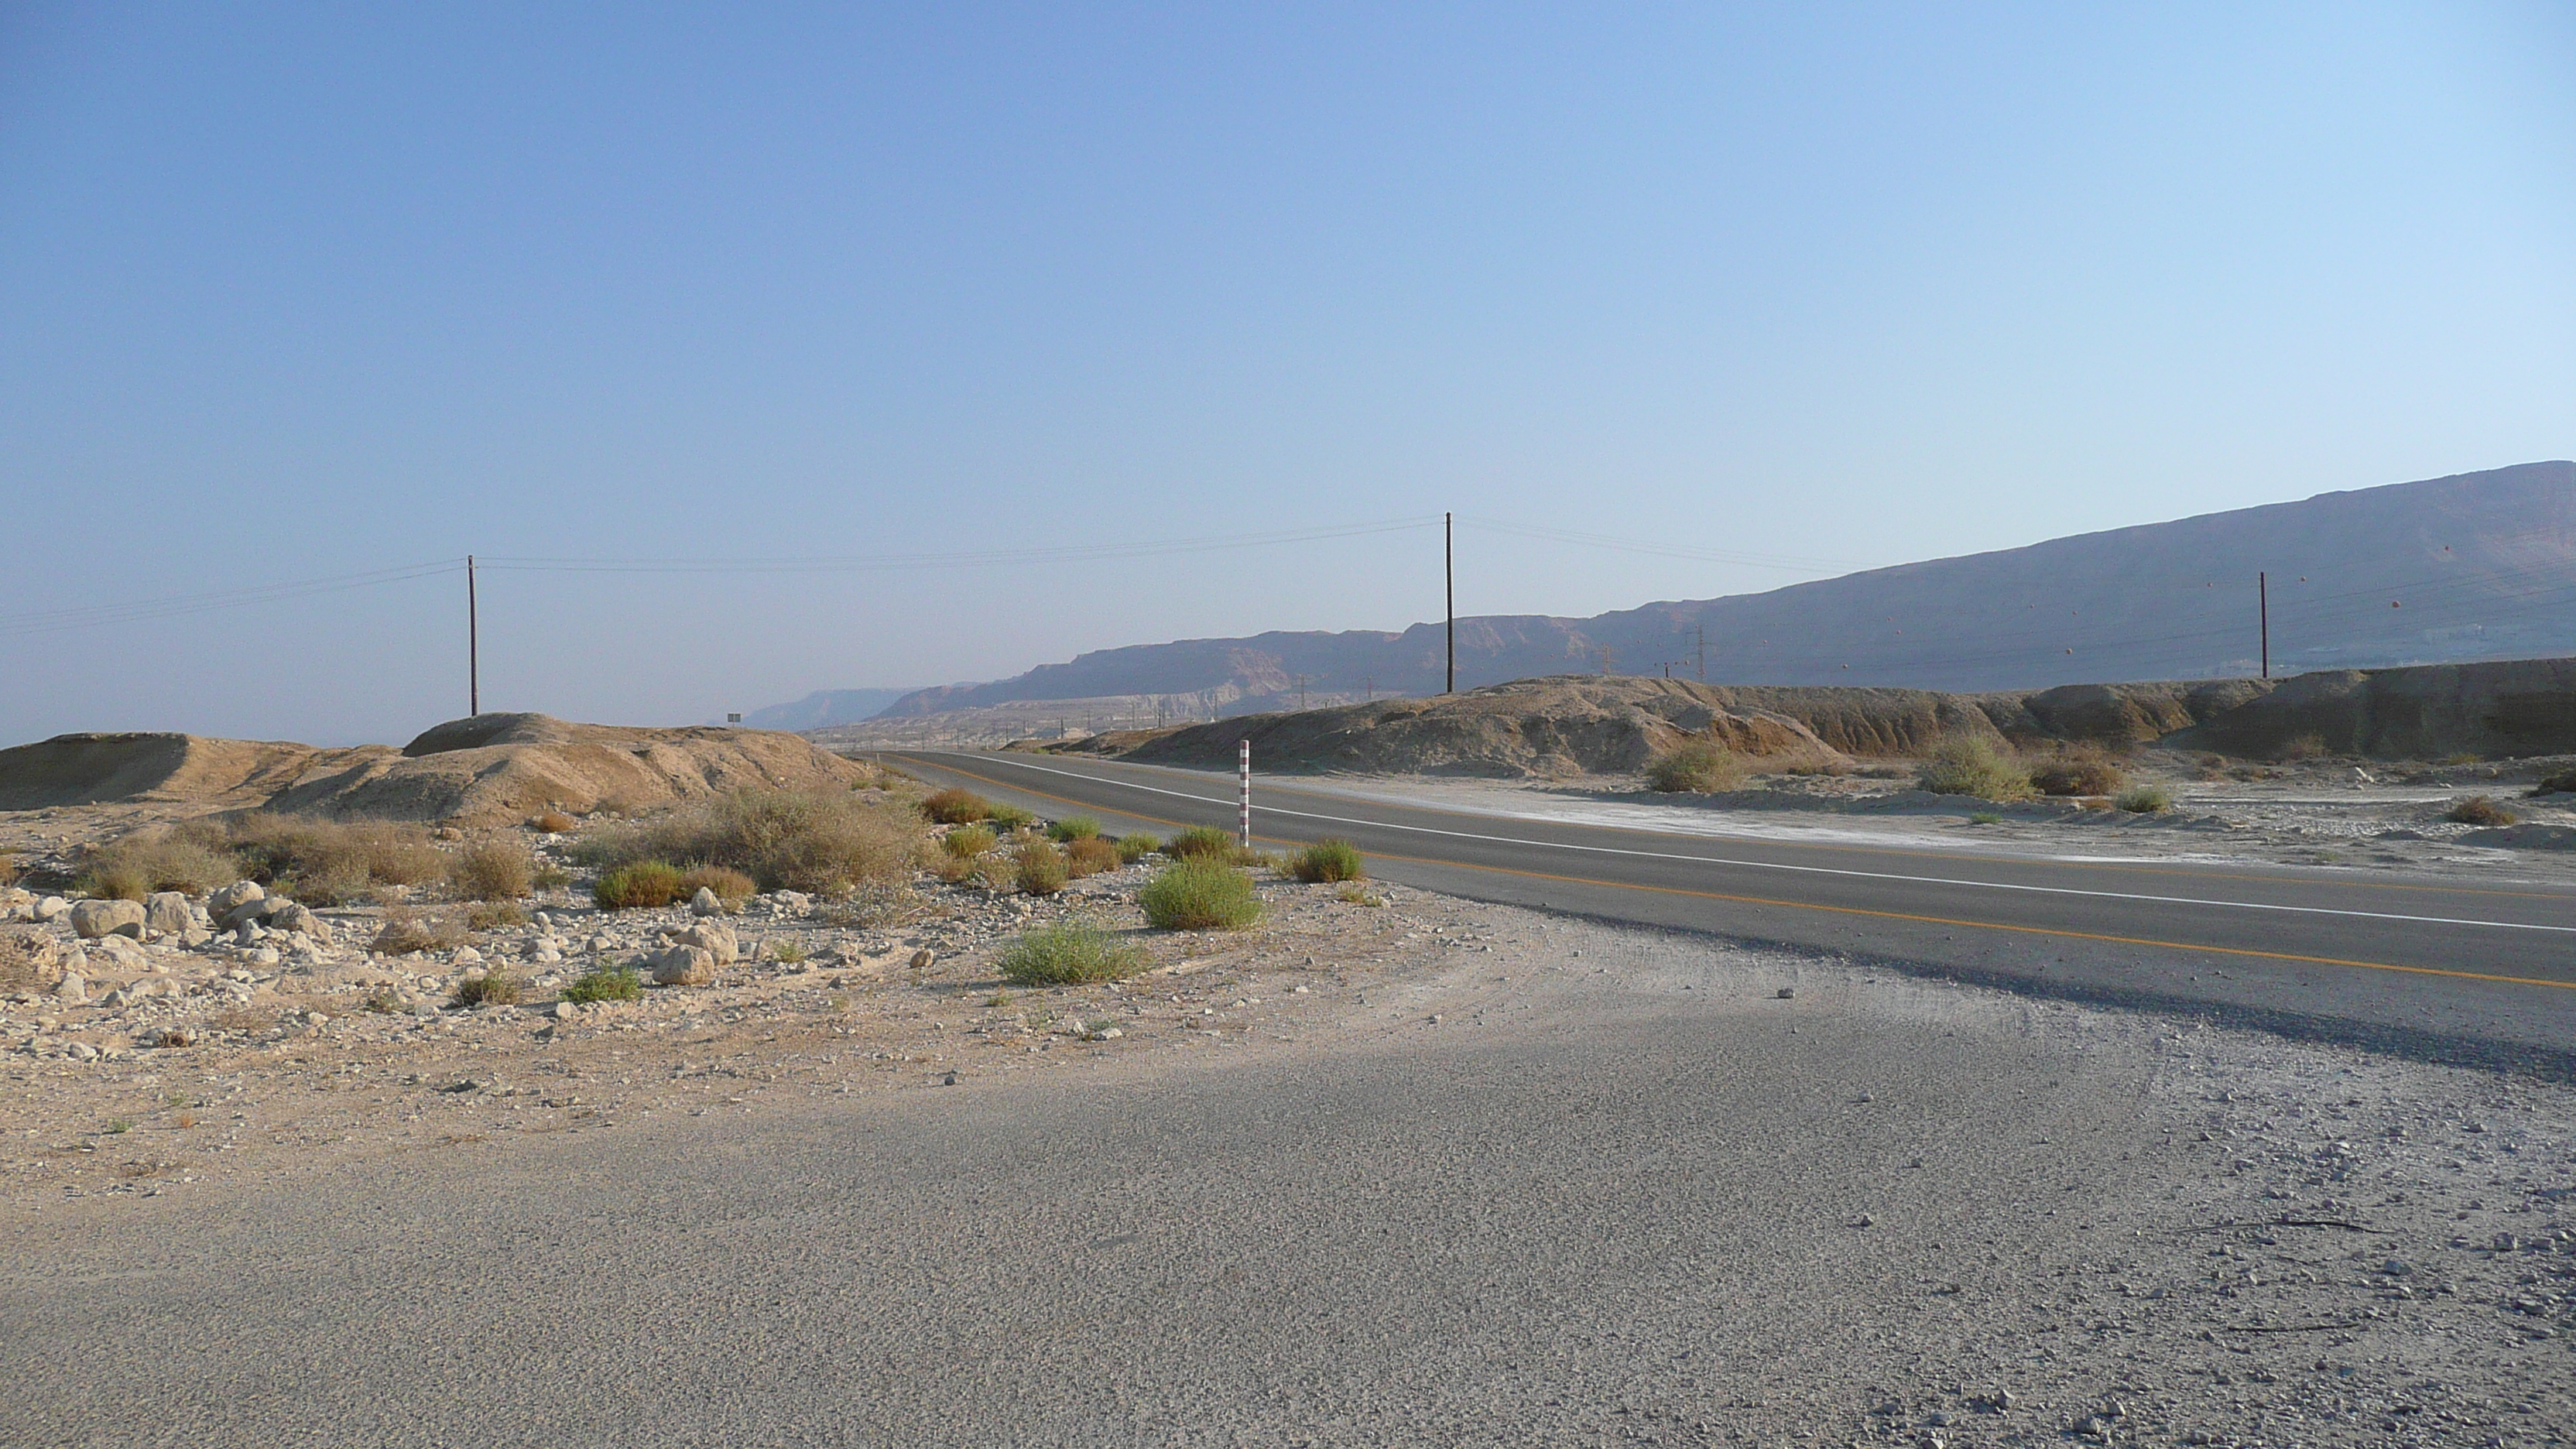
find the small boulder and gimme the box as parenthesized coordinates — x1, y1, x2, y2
(144, 892, 196, 936)
(773, 890, 812, 914)
(54, 974, 87, 1002)
(667, 921, 738, 964)
(70, 898, 148, 940)
(646, 944, 715, 987)
(90, 933, 148, 968)
(907, 947, 935, 971)
(268, 901, 332, 945)
(207, 880, 265, 922)
(33, 896, 70, 923)
(689, 886, 723, 917)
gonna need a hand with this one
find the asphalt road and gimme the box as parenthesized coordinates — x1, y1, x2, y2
(890, 750, 2576, 1073)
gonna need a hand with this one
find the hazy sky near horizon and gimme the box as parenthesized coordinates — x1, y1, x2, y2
(5, 3, 2572, 746)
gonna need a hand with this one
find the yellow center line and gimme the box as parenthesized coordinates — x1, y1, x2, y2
(903, 753, 2576, 995)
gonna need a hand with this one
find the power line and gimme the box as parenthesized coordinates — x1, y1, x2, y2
(0, 560, 464, 638)
(1457, 516, 1863, 574)
(480, 517, 1444, 574)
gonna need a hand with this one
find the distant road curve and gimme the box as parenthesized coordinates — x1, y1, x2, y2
(886, 750, 2576, 1075)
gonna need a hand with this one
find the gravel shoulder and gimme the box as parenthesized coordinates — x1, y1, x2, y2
(5, 859, 2574, 1444)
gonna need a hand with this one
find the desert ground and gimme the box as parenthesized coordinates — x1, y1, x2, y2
(5, 705, 2576, 1443)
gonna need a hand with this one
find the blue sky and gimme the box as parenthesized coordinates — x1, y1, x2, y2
(4, 3, 2571, 745)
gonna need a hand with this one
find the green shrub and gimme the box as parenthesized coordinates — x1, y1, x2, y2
(451, 971, 522, 1008)
(532, 864, 573, 891)
(1967, 810, 2003, 826)
(2028, 752, 2127, 797)
(1334, 882, 1385, 906)
(1645, 741, 1745, 793)
(677, 865, 756, 906)
(448, 842, 534, 900)
(1065, 837, 1121, 878)
(2447, 794, 2517, 827)
(995, 923, 1149, 985)
(1014, 839, 1070, 896)
(1166, 825, 1238, 860)
(987, 803, 1036, 831)
(1915, 738, 2036, 803)
(2113, 786, 2172, 814)
(941, 825, 997, 860)
(1138, 860, 1263, 930)
(1288, 839, 1365, 884)
(594, 861, 687, 910)
(1114, 833, 1159, 864)
(1046, 815, 1102, 843)
(920, 788, 992, 824)
(560, 966, 643, 1004)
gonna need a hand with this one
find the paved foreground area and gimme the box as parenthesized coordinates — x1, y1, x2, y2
(8, 913, 2574, 1447)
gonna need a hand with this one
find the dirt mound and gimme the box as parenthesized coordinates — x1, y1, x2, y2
(0, 733, 395, 812)
(0, 715, 868, 824)
(2165, 659, 2576, 760)
(1124, 677, 1846, 777)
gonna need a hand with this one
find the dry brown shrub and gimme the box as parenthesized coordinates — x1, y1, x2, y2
(447, 842, 533, 900)
(1065, 837, 1121, 879)
(2027, 748, 2127, 797)
(920, 788, 993, 824)
(452, 970, 522, 1007)
(533, 811, 577, 834)
(77, 824, 240, 900)
(227, 815, 445, 904)
(1014, 840, 1069, 896)
(2275, 733, 2332, 762)
(2447, 795, 2518, 827)
(466, 902, 528, 930)
(372, 908, 464, 955)
(574, 788, 917, 896)
(677, 865, 757, 906)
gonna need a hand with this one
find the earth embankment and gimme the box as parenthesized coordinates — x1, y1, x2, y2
(1110, 662, 2576, 775)
(0, 714, 867, 824)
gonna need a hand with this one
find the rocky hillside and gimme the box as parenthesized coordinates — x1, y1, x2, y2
(0, 714, 868, 824)
(872, 461, 2576, 718)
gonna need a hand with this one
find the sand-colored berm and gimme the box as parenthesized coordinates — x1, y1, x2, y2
(0, 714, 867, 824)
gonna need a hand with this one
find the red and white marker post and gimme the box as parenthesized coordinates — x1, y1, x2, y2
(1238, 738, 1252, 849)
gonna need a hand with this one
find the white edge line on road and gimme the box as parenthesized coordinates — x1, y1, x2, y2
(906, 752, 2576, 937)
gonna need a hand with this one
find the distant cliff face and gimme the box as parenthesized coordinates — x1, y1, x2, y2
(859, 461, 2576, 717)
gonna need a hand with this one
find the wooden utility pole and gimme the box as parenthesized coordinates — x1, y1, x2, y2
(1444, 512, 1455, 694)
(2259, 572, 2269, 680)
(466, 554, 479, 717)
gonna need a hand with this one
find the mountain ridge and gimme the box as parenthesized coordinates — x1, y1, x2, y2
(820, 461, 2576, 721)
